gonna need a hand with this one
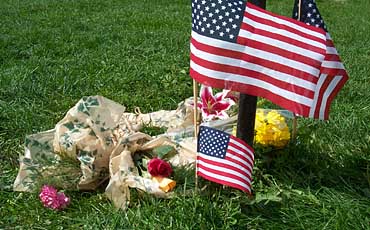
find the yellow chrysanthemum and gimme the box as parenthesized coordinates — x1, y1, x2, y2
(232, 109, 291, 149)
(254, 110, 290, 148)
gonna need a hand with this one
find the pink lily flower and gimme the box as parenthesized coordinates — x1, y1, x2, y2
(198, 85, 237, 121)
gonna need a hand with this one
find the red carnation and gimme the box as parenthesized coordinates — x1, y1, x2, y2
(147, 158, 173, 178)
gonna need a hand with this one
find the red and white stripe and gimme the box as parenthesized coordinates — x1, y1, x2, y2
(197, 136, 254, 193)
(309, 33, 349, 119)
(190, 2, 337, 118)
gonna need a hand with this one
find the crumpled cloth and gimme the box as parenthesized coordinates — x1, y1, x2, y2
(13, 95, 201, 209)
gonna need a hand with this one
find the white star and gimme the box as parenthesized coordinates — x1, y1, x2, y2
(216, 25, 220, 30)
(235, 14, 240, 19)
(225, 11, 230, 16)
(229, 18, 233, 22)
(222, 21, 227, 26)
(198, 21, 202, 25)
(219, 32, 224, 36)
(201, 27, 205, 32)
(215, 9, 220, 14)
(308, 3, 313, 7)
(229, 34, 234, 39)
(196, 25, 199, 29)
(231, 9, 236, 13)
(237, 7, 241, 11)
(218, 15, 223, 20)
(206, 23, 211, 28)
(196, 15, 200, 20)
(197, 4, 201, 9)
(315, 24, 319, 28)
(316, 14, 320, 18)
(228, 3, 232, 7)
(209, 12, 213, 17)
(226, 28, 230, 32)
(211, 3, 216, 7)
(238, 1, 243, 4)
(221, 5, 226, 10)
(307, 13, 311, 17)
(311, 18, 315, 23)
(232, 24, 237, 29)
(212, 19, 217, 24)
(200, 10, 204, 15)
(202, 0, 206, 4)
(203, 17, 207, 22)
(205, 6, 209, 11)
(312, 9, 317, 13)
(218, 0, 222, 3)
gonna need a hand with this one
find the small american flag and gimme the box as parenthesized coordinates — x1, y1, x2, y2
(293, 0, 348, 119)
(190, 0, 343, 119)
(197, 126, 254, 193)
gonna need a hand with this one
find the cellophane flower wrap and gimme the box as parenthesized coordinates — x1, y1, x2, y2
(254, 110, 291, 148)
(39, 185, 70, 210)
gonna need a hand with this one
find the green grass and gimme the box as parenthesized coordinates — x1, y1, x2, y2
(1, 0, 369, 229)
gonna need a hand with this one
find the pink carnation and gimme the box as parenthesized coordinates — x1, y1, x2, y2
(39, 185, 70, 210)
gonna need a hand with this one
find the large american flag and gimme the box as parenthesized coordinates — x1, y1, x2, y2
(293, 0, 348, 119)
(197, 126, 254, 193)
(190, 0, 345, 119)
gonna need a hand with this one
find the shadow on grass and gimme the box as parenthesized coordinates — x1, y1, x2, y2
(261, 139, 370, 195)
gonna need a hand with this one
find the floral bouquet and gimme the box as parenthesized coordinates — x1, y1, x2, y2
(254, 109, 291, 151)
(196, 85, 292, 152)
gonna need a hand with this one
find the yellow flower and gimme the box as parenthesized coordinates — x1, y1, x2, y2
(232, 109, 291, 149)
(254, 110, 290, 148)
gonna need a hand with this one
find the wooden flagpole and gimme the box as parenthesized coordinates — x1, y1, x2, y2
(193, 79, 199, 191)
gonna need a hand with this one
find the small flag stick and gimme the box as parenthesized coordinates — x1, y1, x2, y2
(193, 79, 199, 191)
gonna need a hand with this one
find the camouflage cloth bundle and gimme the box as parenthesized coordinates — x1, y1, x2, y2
(13, 96, 197, 209)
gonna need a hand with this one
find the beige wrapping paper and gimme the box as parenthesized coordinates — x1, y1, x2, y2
(13, 95, 199, 210)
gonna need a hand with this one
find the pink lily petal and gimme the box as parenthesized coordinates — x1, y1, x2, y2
(212, 100, 234, 111)
(215, 111, 230, 120)
(200, 85, 216, 106)
(215, 89, 231, 101)
(224, 91, 239, 103)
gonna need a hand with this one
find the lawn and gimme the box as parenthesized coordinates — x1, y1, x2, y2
(1, 0, 369, 229)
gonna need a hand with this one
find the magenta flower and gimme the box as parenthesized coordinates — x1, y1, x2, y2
(39, 185, 70, 210)
(197, 85, 237, 121)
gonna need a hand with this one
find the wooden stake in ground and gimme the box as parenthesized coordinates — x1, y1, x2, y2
(192, 79, 199, 191)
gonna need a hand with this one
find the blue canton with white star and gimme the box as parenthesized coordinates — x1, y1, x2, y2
(292, 0, 327, 31)
(192, 0, 246, 43)
(197, 126, 230, 159)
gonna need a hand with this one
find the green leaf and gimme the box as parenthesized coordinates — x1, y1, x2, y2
(152, 145, 176, 160)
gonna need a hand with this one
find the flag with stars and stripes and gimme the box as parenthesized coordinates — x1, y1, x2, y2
(197, 126, 254, 193)
(190, 0, 342, 119)
(293, 0, 348, 119)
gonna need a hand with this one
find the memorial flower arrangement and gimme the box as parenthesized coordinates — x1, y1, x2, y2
(254, 109, 291, 148)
